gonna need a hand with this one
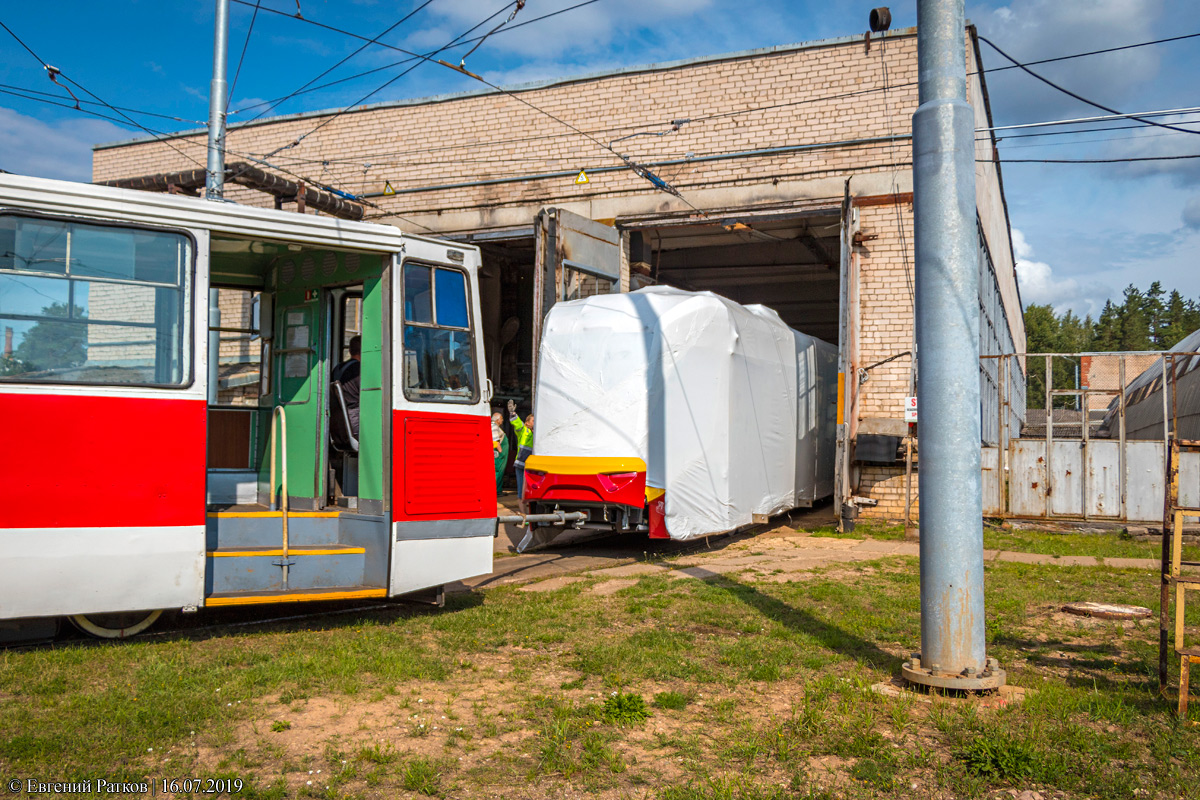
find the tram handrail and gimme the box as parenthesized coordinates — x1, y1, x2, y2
(268, 406, 290, 585)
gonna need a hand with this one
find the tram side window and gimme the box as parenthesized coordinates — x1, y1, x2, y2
(402, 263, 477, 403)
(0, 214, 191, 386)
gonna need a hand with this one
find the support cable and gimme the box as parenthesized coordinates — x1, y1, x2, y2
(978, 35, 1200, 138)
(0, 19, 208, 170)
(226, 0, 262, 113)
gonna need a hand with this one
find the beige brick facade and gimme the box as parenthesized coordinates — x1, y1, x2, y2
(94, 26, 1023, 522)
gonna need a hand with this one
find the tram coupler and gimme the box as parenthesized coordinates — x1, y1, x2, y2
(497, 510, 588, 529)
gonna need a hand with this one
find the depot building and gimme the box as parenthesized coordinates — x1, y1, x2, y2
(92, 23, 1026, 521)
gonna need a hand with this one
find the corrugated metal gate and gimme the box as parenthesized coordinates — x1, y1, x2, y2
(981, 351, 1200, 523)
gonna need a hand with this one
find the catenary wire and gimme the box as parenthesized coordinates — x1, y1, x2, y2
(242, 0, 437, 124)
(226, 0, 602, 116)
(978, 34, 1200, 138)
(226, 0, 262, 113)
(0, 19, 208, 171)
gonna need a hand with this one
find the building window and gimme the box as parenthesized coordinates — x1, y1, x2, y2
(0, 214, 191, 386)
(401, 263, 477, 403)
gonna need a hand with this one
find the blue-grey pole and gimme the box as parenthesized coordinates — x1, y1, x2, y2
(205, 0, 230, 199)
(904, 0, 1003, 690)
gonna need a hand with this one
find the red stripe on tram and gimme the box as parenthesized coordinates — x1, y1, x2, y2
(392, 409, 496, 521)
(0, 393, 206, 529)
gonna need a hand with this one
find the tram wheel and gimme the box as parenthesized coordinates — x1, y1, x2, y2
(68, 609, 164, 639)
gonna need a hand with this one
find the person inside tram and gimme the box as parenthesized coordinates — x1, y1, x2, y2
(331, 335, 362, 439)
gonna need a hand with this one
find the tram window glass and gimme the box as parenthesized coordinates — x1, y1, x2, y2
(402, 263, 477, 403)
(0, 214, 191, 386)
(213, 288, 261, 406)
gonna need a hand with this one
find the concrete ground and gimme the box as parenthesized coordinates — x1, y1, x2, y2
(457, 493, 1159, 594)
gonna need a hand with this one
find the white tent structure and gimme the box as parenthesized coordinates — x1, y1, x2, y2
(533, 287, 837, 540)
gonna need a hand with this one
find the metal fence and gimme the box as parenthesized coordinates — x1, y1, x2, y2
(980, 351, 1200, 522)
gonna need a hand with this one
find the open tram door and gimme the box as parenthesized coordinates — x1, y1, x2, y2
(388, 241, 495, 595)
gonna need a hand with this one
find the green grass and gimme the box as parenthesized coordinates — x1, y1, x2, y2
(1, 555, 1198, 799)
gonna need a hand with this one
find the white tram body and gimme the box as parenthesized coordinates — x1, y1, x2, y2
(0, 173, 496, 633)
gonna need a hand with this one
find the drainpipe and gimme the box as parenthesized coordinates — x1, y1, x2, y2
(902, 0, 1005, 691)
(205, 0, 230, 200)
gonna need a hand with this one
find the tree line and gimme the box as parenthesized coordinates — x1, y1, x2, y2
(1022, 282, 1200, 409)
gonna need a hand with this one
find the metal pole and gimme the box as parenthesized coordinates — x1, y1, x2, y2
(205, 0, 230, 199)
(901, 0, 1004, 691)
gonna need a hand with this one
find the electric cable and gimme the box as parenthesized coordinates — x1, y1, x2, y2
(243, 2, 518, 169)
(226, 0, 602, 116)
(988, 153, 1200, 164)
(226, 0, 262, 113)
(242, 0, 437, 124)
(0, 19, 208, 171)
(0, 82, 207, 125)
(978, 34, 1200, 137)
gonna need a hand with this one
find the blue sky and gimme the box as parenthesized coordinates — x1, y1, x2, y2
(2, 0, 1198, 320)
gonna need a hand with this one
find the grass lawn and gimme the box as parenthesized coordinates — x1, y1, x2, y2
(1, 556, 1198, 799)
(810, 518, 1200, 563)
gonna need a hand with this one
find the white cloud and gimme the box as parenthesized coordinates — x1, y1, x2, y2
(1184, 196, 1200, 229)
(976, 0, 1165, 123)
(408, 0, 716, 62)
(1012, 228, 1109, 314)
(0, 106, 131, 182)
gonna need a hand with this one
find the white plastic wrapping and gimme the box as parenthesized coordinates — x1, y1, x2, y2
(533, 287, 837, 540)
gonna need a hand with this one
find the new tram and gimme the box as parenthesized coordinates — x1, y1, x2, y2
(0, 173, 496, 639)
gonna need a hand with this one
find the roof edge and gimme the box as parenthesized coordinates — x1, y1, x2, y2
(94, 25, 918, 151)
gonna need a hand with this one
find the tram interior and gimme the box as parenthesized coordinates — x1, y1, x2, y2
(206, 236, 385, 514)
(203, 234, 392, 599)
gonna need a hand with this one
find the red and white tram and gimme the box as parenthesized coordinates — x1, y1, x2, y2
(0, 173, 496, 639)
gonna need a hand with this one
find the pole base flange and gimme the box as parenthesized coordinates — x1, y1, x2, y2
(902, 655, 1006, 691)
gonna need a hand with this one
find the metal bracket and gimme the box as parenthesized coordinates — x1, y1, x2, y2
(902, 654, 1007, 691)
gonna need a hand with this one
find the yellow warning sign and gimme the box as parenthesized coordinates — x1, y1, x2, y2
(383, 181, 396, 196)
(574, 169, 589, 185)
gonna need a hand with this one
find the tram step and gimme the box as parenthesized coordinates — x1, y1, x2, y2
(205, 544, 368, 595)
(206, 510, 341, 549)
(205, 586, 387, 607)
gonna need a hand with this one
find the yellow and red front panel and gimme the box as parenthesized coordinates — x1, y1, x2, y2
(523, 455, 650, 511)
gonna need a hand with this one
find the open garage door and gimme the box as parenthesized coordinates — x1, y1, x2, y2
(532, 208, 620, 387)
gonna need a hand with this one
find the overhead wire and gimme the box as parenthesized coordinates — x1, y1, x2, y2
(241, 0, 437, 124)
(243, 2, 519, 169)
(226, 0, 262, 113)
(226, 0, 603, 117)
(977, 34, 1200, 138)
(0, 19, 209, 171)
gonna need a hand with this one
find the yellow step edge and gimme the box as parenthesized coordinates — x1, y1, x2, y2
(207, 546, 366, 558)
(205, 588, 387, 607)
(207, 510, 343, 518)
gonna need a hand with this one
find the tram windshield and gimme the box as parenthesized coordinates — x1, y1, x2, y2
(402, 263, 477, 402)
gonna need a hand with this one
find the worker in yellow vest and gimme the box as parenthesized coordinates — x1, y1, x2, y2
(507, 399, 534, 499)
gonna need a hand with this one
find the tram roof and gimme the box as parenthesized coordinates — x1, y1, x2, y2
(0, 172, 461, 255)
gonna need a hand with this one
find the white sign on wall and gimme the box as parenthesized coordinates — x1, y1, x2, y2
(904, 396, 918, 422)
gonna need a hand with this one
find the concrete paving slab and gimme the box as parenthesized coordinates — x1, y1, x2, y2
(995, 552, 1098, 566)
(851, 540, 919, 556)
(1101, 557, 1158, 569)
(589, 578, 638, 596)
(983, 549, 1001, 561)
(585, 562, 669, 579)
(519, 576, 585, 593)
